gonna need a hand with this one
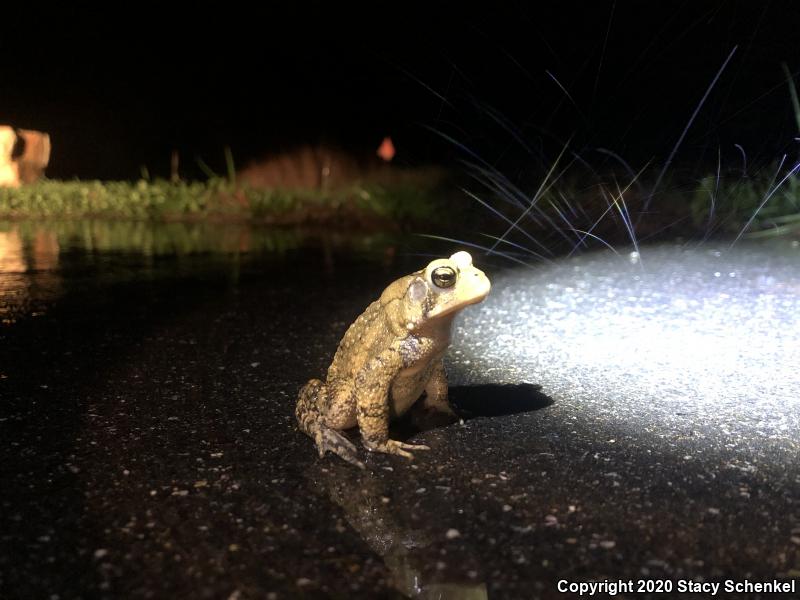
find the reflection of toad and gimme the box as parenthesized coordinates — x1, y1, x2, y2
(296, 251, 491, 467)
(308, 463, 489, 599)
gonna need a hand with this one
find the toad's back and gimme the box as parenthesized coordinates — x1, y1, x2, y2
(325, 297, 397, 382)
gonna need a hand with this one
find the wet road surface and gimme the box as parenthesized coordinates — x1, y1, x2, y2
(1, 227, 799, 599)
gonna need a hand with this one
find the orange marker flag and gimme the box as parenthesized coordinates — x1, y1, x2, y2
(376, 136, 395, 162)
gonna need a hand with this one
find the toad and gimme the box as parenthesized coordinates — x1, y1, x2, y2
(296, 251, 491, 468)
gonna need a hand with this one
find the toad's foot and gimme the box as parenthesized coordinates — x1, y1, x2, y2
(364, 439, 431, 460)
(316, 427, 365, 469)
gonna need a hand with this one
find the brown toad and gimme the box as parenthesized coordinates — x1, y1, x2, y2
(296, 251, 491, 468)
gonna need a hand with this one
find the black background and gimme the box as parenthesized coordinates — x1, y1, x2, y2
(2, 2, 798, 180)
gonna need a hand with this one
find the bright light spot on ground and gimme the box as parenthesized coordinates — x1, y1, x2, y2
(453, 240, 800, 449)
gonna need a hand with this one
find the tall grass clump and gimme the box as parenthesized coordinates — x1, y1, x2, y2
(0, 168, 451, 230)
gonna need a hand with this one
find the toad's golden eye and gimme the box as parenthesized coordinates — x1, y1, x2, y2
(431, 266, 457, 288)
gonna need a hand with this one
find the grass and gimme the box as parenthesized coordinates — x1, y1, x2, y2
(2, 164, 799, 256)
(0, 169, 452, 230)
(689, 65, 800, 240)
(446, 159, 800, 265)
(691, 166, 800, 239)
(416, 53, 800, 262)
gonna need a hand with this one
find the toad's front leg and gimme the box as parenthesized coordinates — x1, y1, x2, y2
(355, 349, 430, 460)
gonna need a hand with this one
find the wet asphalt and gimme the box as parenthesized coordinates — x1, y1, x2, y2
(1, 239, 800, 599)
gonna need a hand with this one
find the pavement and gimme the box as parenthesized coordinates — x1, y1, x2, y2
(1, 238, 800, 599)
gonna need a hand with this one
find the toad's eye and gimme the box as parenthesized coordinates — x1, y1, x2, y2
(431, 266, 457, 288)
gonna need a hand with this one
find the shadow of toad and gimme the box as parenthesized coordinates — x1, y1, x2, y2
(449, 382, 553, 418)
(391, 382, 553, 439)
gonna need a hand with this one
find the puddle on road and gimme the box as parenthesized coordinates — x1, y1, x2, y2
(0, 220, 400, 324)
(0, 227, 62, 324)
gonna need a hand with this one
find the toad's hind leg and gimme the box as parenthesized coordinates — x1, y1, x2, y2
(296, 379, 365, 469)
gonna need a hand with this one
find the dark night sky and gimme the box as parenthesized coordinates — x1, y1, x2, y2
(2, 2, 799, 180)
